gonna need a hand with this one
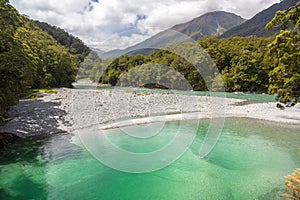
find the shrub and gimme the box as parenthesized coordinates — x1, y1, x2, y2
(283, 168, 300, 199)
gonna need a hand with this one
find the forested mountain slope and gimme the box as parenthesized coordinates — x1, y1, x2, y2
(99, 2, 300, 104)
(34, 21, 91, 61)
(0, 0, 90, 120)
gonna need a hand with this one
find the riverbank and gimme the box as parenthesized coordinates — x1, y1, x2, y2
(1, 88, 300, 138)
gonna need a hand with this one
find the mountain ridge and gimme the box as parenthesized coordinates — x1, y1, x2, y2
(171, 11, 245, 39)
(220, 0, 299, 37)
(100, 11, 245, 59)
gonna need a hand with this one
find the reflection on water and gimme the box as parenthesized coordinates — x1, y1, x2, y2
(1, 118, 299, 200)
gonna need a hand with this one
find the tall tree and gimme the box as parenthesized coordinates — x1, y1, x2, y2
(266, 2, 300, 103)
(0, 0, 34, 119)
(0, 1, 83, 120)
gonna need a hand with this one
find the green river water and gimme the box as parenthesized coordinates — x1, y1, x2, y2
(1, 118, 299, 200)
(73, 85, 277, 103)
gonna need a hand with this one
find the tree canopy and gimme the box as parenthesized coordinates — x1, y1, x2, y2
(0, 1, 89, 120)
(97, 4, 299, 104)
(99, 36, 274, 93)
(266, 2, 300, 103)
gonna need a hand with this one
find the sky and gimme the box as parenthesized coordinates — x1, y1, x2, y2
(10, 0, 280, 51)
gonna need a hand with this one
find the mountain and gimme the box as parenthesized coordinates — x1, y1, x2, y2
(91, 47, 105, 56)
(220, 0, 299, 38)
(100, 11, 245, 59)
(171, 11, 245, 40)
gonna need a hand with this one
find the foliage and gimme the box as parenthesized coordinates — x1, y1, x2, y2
(199, 36, 274, 92)
(0, 0, 34, 119)
(100, 36, 275, 92)
(99, 47, 209, 90)
(14, 19, 79, 88)
(97, 6, 299, 102)
(266, 2, 300, 103)
(34, 20, 91, 61)
(283, 168, 300, 199)
(0, 1, 82, 120)
(77, 51, 107, 82)
(100, 54, 151, 86)
(22, 89, 58, 100)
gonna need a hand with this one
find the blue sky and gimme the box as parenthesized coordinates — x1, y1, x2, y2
(11, 0, 280, 51)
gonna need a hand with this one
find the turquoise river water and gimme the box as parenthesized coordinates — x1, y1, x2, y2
(1, 118, 299, 199)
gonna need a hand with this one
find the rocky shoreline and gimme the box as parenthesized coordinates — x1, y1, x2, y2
(1, 88, 300, 139)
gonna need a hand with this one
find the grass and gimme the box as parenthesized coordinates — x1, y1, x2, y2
(23, 89, 58, 100)
(30, 89, 58, 94)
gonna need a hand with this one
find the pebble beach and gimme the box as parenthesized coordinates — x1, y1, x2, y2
(1, 88, 300, 138)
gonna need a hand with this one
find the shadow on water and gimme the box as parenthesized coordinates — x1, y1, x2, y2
(0, 174, 47, 200)
(0, 133, 81, 165)
(0, 136, 48, 199)
(0, 132, 82, 199)
(0, 96, 86, 199)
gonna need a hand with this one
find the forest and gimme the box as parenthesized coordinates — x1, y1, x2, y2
(0, 0, 90, 120)
(94, 3, 299, 104)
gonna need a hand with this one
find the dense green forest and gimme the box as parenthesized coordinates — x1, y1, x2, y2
(266, 3, 300, 104)
(34, 21, 91, 61)
(98, 37, 273, 92)
(0, 0, 90, 120)
(98, 3, 299, 104)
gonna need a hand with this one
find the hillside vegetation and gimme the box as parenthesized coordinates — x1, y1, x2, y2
(98, 3, 299, 104)
(0, 0, 90, 120)
(34, 21, 90, 61)
(98, 37, 273, 92)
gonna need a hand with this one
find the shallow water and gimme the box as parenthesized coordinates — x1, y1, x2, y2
(1, 118, 299, 200)
(74, 85, 277, 103)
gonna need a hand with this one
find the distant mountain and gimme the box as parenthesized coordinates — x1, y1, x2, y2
(220, 0, 299, 38)
(100, 11, 245, 59)
(99, 29, 189, 59)
(91, 47, 105, 57)
(171, 11, 245, 40)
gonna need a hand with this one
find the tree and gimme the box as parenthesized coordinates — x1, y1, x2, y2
(198, 36, 273, 92)
(0, 1, 82, 120)
(0, 0, 34, 119)
(266, 2, 300, 103)
(34, 20, 91, 61)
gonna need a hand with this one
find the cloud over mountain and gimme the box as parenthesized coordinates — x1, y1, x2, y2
(11, 0, 280, 51)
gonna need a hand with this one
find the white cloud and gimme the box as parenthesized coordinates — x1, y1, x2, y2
(10, 0, 280, 51)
